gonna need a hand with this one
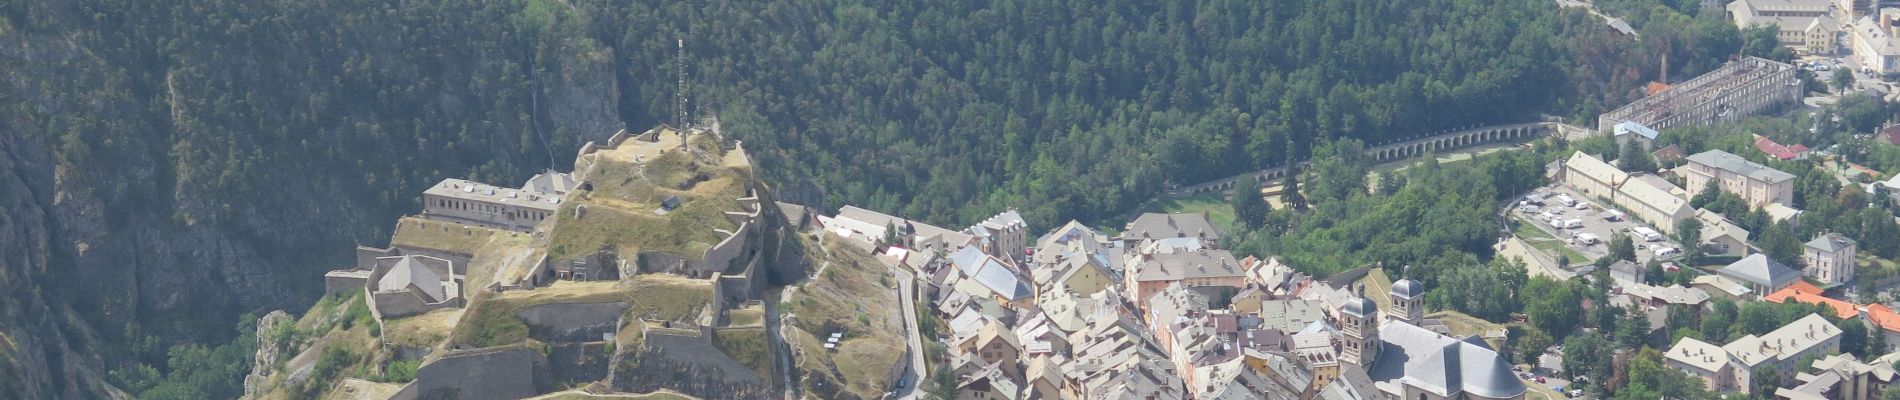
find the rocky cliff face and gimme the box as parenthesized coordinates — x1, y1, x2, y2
(0, 1, 626, 394)
(0, 129, 118, 399)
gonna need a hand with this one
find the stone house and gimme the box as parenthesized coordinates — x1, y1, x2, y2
(1562, 151, 1627, 200)
(1684, 150, 1796, 209)
(1805, 232, 1859, 286)
(1124, 249, 1245, 310)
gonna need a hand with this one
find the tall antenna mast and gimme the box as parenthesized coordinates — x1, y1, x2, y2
(677, 37, 688, 133)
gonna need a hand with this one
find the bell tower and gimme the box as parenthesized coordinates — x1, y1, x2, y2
(1388, 266, 1425, 325)
(1339, 284, 1380, 367)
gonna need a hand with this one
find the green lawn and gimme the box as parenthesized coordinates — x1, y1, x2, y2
(1511, 220, 1589, 264)
(1368, 144, 1519, 192)
(711, 327, 771, 378)
(1137, 193, 1238, 233)
(1426, 311, 1508, 349)
(450, 281, 637, 348)
(1361, 268, 1395, 313)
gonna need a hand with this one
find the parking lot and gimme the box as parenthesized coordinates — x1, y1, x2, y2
(1797, 54, 1900, 104)
(1508, 185, 1684, 269)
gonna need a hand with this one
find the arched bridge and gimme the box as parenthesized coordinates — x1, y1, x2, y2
(1167, 121, 1581, 198)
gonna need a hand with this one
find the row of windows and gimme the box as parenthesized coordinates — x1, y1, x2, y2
(430, 197, 554, 223)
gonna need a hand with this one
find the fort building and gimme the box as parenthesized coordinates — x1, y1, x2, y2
(1596, 57, 1801, 133)
(365, 255, 463, 318)
(421, 176, 567, 232)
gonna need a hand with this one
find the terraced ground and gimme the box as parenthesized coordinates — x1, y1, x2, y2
(782, 234, 906, 400)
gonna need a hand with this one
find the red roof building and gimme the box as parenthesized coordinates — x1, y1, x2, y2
(1754, 135, 1809, 161)
(1763, 281, 1858, 319)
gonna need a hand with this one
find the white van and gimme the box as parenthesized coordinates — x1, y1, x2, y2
(1654, 247, 1681, 259)
(1632, 227, 1664, 242)
(1575, 233, 1600, 245)
(1562, 219, 1584, 229)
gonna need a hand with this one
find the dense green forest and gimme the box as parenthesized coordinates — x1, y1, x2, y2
(580, 0, 1764, 227)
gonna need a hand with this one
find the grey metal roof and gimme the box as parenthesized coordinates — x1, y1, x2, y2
(1341, 297, 1376, 318)
(1122, 213, 1221, 242)
(422, 178, 561, 211)
(1614, 121, 1659, 140)
(1806, 233, 1855, 253)
(378, 256, 445, 302)
(1368, 322, 1526, 399)
(949, 246, 989, 275)
(1389, 278, 1424, 300)
(522, 170, 577, 195)
(1718, 254, 1801, 289)
(972, 258, 1033, 301)
(1131, 250, 1243, 282)
(1686, 150, 1796, 183)
(836, 205, 974, 251)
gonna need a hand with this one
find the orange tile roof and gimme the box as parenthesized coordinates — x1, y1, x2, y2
(1763, 282, 1859, 319)
(1868, 304, 1900, 333)
(1782, 280, 1823, 294)
(1645, 82, 1672, 97)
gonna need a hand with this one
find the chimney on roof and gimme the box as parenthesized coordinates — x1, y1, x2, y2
(1661, 52, 1668, 85)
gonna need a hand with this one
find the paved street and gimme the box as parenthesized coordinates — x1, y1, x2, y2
(767, 287, 797, 400)
(891, 265, 926, 400)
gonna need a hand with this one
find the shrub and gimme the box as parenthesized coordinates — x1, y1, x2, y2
(381, 360, 419, 382)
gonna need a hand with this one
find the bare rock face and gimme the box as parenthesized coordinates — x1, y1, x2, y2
(0, 124, 115, 399)
(243, 310, 295, 397)
(0, 1, 627, 395)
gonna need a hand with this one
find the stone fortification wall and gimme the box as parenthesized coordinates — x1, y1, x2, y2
(693, 220, 755, 278)
(516, 301, 628, 343)
(610, 327, 772, 400)
(389, 246, 473, 275)
(357, 245, 472, 274)
(371, 291, 429, 318)
(546, 342, 613, 387)
(356, 246, 399, 269)
(322, 272, 368, 297)
(390, 346, 547, 400)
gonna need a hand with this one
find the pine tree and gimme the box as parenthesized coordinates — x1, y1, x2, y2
(883, 222, 899, 248)
(1281, 169, 1305, 211)
(1232, 174, 1269, 229)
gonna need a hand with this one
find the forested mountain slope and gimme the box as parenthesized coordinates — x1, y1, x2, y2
(0, 0, 1725, 396)
(0, 1, 619, 396)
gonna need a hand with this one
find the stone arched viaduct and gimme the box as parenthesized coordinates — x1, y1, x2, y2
(1169, 122, 1561, 197)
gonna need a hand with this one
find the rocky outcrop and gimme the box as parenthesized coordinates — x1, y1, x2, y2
(242, 310, 294, 397)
